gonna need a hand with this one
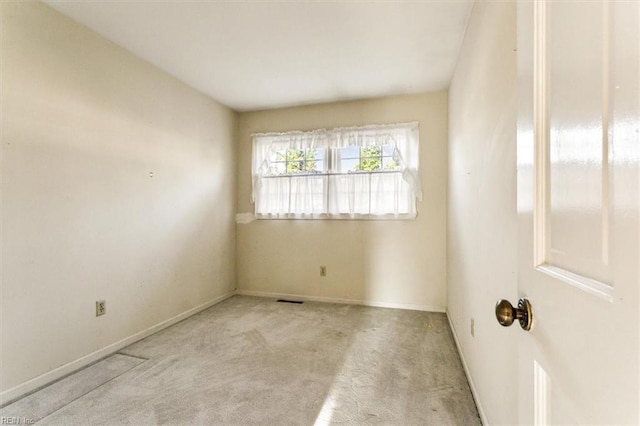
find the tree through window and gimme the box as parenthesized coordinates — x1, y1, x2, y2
(268, 148, 325, 175)
(339, 145, 399, 173)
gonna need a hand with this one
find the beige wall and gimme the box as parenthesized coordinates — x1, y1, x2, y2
(236, 93, 448, 311)
(447, 1, 518, 424)
(1, 2, 237, 401)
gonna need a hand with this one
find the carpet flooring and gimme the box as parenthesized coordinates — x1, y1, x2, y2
(1, 296, 481, 425)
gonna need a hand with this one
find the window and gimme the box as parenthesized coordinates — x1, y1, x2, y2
(252, 122, 422, 219)
(268, 148, 326, 176)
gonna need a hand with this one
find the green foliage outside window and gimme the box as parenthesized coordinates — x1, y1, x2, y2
(355, 146, 398, 172)
(355, 146, 382, 171)
(275, 149, 318, 174)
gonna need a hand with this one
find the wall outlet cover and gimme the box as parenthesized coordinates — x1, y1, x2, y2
(96, 300, 106, 317)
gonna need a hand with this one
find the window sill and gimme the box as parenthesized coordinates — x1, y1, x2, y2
(255, 212, 417, 221)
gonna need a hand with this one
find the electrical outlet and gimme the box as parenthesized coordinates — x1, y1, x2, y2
(96, 300, 106, 317)
(470, 317, 475, 337)
(320, 266, 327, 277)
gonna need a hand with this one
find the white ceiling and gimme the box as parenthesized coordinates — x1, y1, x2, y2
(43, 0, 473, 112)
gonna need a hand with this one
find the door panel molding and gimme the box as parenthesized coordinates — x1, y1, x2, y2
(532, 0, 614, 301)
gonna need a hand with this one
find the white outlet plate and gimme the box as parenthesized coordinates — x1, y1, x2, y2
(96, 300, 106, 317)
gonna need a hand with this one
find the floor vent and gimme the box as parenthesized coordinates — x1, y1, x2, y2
(277, 299, 303, 304)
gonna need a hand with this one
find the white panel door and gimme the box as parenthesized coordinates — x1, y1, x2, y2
(516, 1, 639, 424)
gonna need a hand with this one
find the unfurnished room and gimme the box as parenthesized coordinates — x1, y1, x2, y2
(1, 0, 638, 425)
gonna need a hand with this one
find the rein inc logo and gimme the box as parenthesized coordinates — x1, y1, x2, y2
(1, 418, 35, 425)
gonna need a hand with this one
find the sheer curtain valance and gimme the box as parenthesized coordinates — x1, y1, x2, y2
(251, 122, 422, 219)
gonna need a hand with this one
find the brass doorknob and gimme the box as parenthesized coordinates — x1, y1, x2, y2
(495, 298, 533, 331)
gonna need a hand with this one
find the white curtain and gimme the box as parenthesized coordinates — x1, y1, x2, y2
(252, 122, 421, 219)
(327, 123, 421, 217)
(252, 130, 329, 218)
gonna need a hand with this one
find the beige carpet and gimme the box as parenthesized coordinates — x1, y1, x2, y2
(0, 354, 145, 422)
(2, 296, 481, 425)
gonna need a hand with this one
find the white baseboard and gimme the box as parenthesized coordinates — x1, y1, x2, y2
(446, 310, 488, 425)
(236, 289, 446, 313)
(1, 291, 235, 406)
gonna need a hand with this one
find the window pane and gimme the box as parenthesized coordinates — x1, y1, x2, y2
(361, 146, 382, 157)
(268, 161, 286, 175)
(257, 176, 290, 215)
(370, 173, 407, 214)
(269, 150, 287, 165)
(340, 157, 359, 173)
(267, 148, 327, 175)
(340, 146, 360, 159)
(382, 156, 399, 170)
(290, 176, 326, 214)
(358, 146, 382, 172)
(332, 174, 370, 214)
(339, 146, 386, 173)
(305, 149, 325, 173)
(285, 149, 305, 174)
